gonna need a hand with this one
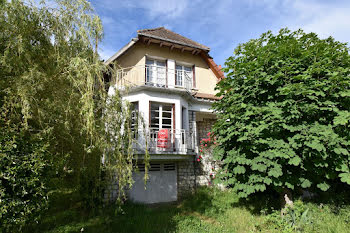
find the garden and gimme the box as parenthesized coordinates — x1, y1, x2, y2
(25, 187, 350, 233)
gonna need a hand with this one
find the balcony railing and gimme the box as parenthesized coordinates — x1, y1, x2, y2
(133, 128, 196, 154)
(114, 65, 193, 92)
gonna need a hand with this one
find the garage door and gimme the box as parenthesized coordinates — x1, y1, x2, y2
(128, 163, 177, 204)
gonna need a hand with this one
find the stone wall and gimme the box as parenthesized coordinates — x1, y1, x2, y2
(196, 117, 217, 185)
(177, 160, 196, 198)
(176, 115, 218, 198)
(197, 118, 216, 143)
(104, 177, 121, 203)
(196, 151, 217, 186)
(177, 157, 218, 198)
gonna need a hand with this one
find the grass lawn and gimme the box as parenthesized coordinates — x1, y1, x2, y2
(26, 187, 350, 233)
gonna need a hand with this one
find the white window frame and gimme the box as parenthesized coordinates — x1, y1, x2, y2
(175, 64, 192, 88)
(146, 58, 166, 85)
(150, 102, 174, 131)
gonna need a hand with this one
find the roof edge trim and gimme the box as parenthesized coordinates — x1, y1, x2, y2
(104, 38, 139, 65)
(200, 52, 225, 80)
(138, 33, 210, 51)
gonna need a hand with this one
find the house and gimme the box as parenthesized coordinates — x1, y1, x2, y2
(105, 27, 224, 204)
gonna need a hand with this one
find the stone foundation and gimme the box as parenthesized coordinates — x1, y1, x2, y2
(177, 115, 218, 198)
(177, 160, 196, 197)
(104, 180, 120, 203)
(177, 157, 217, 198)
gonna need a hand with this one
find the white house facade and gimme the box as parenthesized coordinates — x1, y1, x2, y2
(105, 27, 224, 204)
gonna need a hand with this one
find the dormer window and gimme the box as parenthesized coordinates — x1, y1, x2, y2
(175, 65, 193, 88)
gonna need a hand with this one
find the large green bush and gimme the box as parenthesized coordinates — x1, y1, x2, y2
(0, 124, 50, 232)
(213, 29, 350, 198)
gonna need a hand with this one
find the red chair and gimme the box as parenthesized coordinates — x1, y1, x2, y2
(157, 129, 170, 148)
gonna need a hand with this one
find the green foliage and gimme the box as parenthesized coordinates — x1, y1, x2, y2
(0, 123, 50, 232)
(102, 92, 150, 201)
(26, 187, 350, 233)
(265, 200, 311, 233)
(0, 0, 143, 230)
(213, 29, 350, 198)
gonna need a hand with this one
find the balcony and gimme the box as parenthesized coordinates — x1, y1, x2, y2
(133, 129, 196, 155)
(113, 65, 193, 92)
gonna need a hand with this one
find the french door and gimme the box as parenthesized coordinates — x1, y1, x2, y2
(150, 102, 173, 131)
(146, 59, 166, 86)
(175, 65, 192, 88)
(150, 102, 174, 150)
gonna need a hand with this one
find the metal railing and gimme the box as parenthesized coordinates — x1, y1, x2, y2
(133, 128, 196, 154)
(113, 65, 193, 92)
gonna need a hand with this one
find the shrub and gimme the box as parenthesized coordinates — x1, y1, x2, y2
(0, 125, 50, 231)
(213, 29, 350, 199)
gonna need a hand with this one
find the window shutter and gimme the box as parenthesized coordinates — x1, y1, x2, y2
(149, 101, 151, 127)
(172, 103, 176, 151)
(144, 57, 149, 83)
(175, 65, 177, 86)
(192, 65, 196, 88)
(166, 59, 168, 87)
(172, 104, 175, 130)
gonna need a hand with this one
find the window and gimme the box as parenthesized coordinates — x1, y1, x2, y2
(175, 65, 192, 87)
(146, 59, 166, 86)
(150, 102, 173, 130)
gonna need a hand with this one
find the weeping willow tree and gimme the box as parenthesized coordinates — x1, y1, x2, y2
(0, 0, 144, 230)
(103, 90, 150, 203)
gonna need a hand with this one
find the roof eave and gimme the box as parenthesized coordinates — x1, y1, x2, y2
(104, 38, 139, 65)
(138, 33, 210, 52)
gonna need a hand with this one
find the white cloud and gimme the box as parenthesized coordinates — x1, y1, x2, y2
(141, 0, 188, 19)
(248, 0, 350, 43)
(93, 0, 189, 19)
(289, 1, 350, 42)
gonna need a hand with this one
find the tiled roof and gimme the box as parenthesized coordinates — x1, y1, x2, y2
(200, 53, 225, 80)
(193, 92, 222, 100)
(137, 27, 210, 51)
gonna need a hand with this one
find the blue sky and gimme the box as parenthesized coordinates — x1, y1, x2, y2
(90, 0, 350, 66)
